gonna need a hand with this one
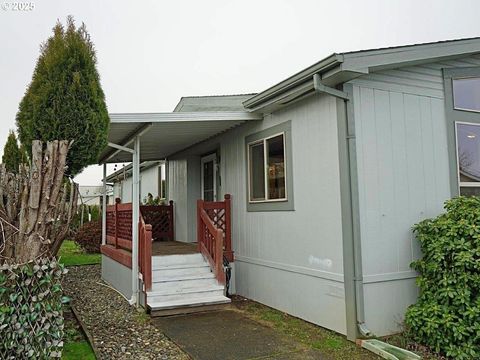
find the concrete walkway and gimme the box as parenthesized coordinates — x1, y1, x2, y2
(154, 310, 325, 360)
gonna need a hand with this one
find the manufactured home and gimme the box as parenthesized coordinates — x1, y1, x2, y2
(98, 37, 480, 340)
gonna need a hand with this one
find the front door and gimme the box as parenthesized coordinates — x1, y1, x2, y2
(201, 154, 217, 201)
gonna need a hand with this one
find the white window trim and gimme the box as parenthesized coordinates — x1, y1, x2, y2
(455, 121, 480, 191)
(247, 131, 288, 204)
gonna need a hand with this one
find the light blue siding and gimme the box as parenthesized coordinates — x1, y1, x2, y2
(349, 54, 480, 336)
(168, 93, 347, 334)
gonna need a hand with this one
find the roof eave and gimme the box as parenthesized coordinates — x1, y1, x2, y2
(243, 53, 343, 110)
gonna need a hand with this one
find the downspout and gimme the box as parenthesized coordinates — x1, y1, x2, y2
(313, 74, 372, 340)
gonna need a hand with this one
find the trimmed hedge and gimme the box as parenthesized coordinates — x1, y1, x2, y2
(73, 220, 101, 253)
(405, 196, 480, 359)
(0, 258, 67, 359)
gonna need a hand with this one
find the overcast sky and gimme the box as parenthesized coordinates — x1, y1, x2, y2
(1, 0, 479, 185)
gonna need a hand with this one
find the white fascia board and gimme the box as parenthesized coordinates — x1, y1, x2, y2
(109, 111, 262, 123)
(342, 37, 480, 73)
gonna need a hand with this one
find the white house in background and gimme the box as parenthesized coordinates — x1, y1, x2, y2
(98, 37, 480, 341)
(107, 161, 165, 203)
(78, 185, 113, 206)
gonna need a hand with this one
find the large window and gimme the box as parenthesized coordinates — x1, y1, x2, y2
(248, 133, 286, 202)
(444, 67, 480, 197)
(456, 122, 480, 196)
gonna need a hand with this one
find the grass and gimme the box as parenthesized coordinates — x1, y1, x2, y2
(232, 297, 378, 359)
(62, 306, 96, 360)
(58, 240, 101, 266)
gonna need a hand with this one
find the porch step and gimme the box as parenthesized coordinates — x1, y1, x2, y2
(152, 264, 211, 279)
(152, 262, 210, 271)
(150, 277, 219, 293)
(153, 272, 215, 283)
(148, 294, 231, 316)
(147, 285, 225, 303)
(152, 253, 204, 267)
(147, 253, 230, 317)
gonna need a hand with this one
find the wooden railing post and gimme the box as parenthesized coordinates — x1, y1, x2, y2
(197, 199, 204, 253)
(169, 200, 174, 241)
(223, 194, 233, 261)
(114, 197, 120, 248)
(215, 228, 226, 284)
(143, 223, 152, 291)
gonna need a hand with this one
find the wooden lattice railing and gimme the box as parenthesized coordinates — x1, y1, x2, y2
(102, 198, 154, 291)
(197, 194, 233, 285)
(202, 194, 233, 262)
(140, 201, 174, 241)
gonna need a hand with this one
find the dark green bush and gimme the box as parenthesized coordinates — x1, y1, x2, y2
(405, 196, 480, 359)
(0, 258, 67, 359)
(73, 220, 101, 253)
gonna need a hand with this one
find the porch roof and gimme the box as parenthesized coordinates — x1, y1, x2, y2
(99, 111, 262, 163)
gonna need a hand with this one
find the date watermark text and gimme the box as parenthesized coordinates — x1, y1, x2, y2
(1, 2, 35, 11)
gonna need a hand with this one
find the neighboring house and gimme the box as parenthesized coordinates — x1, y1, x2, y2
(78, 185, 113, 206)
(98, 37, 480, 341)
(107, 161, 165, 203)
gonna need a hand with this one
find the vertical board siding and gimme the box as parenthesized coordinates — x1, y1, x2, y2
(349, 54, 479, 335)
(168, 93, 347, 334)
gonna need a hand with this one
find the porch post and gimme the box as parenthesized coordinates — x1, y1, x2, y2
(131, 135, 140, 306)
(102, 163, 107, 246)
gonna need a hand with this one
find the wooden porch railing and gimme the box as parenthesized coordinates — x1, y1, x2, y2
(102, 198, 154, 291)
(201, 194, 233, 262)
(139, 215, 152, 291)
(197, 194, 233, 285)
(140, 201, 174, 241)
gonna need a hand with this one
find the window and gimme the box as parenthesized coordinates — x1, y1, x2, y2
(444, 67, 480, 197)
(456, 122, 480, 196)
(453, 77, 480, 112)
(245, 121, 293, 211)
(248, 133, 286, 202)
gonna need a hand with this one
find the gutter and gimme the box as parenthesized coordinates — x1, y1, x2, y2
(313, 74, 372, 340)
(244, 54, 343, 110)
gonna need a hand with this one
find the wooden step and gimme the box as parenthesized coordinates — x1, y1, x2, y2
(148, 294, 231, 317)
(150, 277, 219, 292)
(152, 265, 211, 279)
(152, 253, 204, 267)
(152, 272, 215, 283)
(147, 284, 225, 303)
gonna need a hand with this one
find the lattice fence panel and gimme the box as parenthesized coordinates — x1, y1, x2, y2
(106, 209, 116, 237)
(141, 205, 173, 241)
(0, 258, 67, 359)
(206, 208, 226, 233)
(116, 209, 132, 240)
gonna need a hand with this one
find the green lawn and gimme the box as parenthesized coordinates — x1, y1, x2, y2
(63, 341, 96, 360)
(58, 240, 101, 266)
(62, 306, 96, 359)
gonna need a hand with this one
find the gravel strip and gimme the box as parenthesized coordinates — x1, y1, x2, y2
(63, 265, 190, 360)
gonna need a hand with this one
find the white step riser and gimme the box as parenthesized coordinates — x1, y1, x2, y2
(150, 278, 218, 292)
(152, 263, 209, 271)
(152, 254, 204, 267)
(147, 283, 223, 297)
(148, 289, 225, 304)
(152, 273, 214, 283)
(152, 266, 211, 279)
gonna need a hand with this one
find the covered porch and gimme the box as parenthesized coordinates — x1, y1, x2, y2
(98, 110, 261, 312)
